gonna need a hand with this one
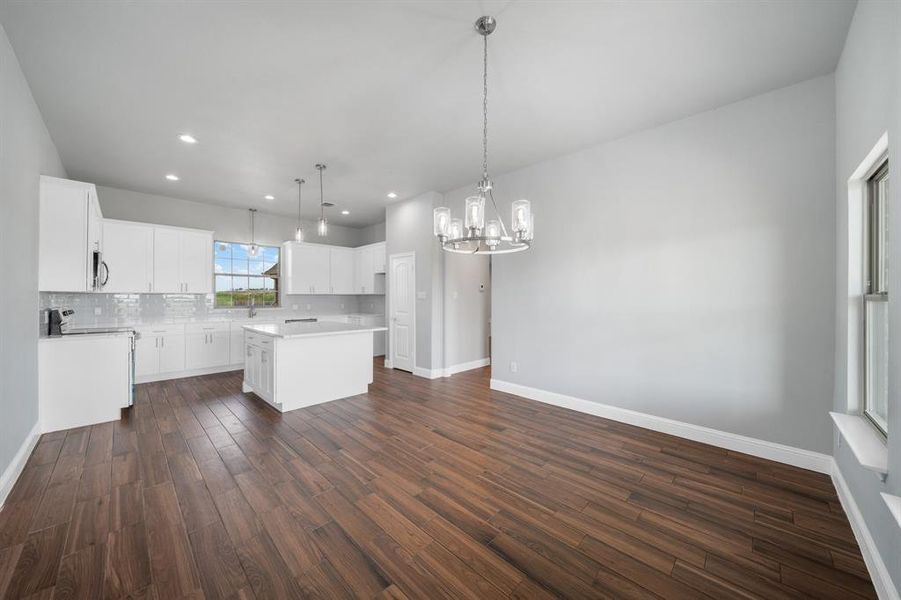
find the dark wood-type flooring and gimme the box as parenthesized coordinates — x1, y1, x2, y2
(0, 360, 876, 599)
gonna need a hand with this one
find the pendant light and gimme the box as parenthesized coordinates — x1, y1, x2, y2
(293, 178, 305, 242)
(316, 163, 328, 237)
(248, 208, 260, 257)
(433, 16, 533, 255)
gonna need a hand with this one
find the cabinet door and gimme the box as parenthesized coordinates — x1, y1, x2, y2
(134, 333, 159, 377)
(329, 248, 354, 294)
(184, 331, 207, 370)
(158, 333, 185, 373)
(354, 247, 374, 294)
(260, 348, 274, 399)
(153, 228, 181, 293)
(311, 246, 331, 294)
(288, 244, 330, 294)
(244, 344, 256, 386)
(372, 243, 386, 273)
(208, 330, 230, 367)
(102, 221, 154, 293)
(39, 178, 90, 292)
(180, 230, 212, 294)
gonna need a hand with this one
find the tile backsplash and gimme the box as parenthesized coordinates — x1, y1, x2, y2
(39, 292, 384, 331)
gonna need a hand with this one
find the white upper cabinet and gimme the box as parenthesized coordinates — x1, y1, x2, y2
(329, 247, 354, 294)
(372, 242, 386, 274)
(102, 220, 154, 293)
(153, 226, 213, 293)
(179, 230, 213, 293)
(39, 176, 103, 292)
(282, 241, 386, 296)
(283, 242, 330, 295)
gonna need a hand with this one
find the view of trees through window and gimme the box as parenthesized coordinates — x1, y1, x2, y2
(214, 241, 279, 307)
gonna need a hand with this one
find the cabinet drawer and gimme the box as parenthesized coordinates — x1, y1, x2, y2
(186, 322, 230, 334)
(137, 324, 186, 336)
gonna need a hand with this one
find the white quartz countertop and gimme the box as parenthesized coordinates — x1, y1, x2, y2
(243, 321, 387, 339)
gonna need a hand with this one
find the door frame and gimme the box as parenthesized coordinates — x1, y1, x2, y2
(387, 251, 416, 372)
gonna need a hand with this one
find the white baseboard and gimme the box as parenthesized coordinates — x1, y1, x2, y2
(489, 378, 833, 474)
(0, 421, 41, 510)
(444, 358, 490, 377)
(831, 462, 900, 600)
(136, 364, 242, 384)
(413, 358, 490, 380)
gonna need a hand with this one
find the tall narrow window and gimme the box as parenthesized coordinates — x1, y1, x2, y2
(864, 159, 889, 436)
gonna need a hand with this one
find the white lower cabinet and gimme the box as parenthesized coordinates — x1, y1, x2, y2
(243, 332, 275, 403)
(185, 323, 230, 370)
(135, 325, 186, 380)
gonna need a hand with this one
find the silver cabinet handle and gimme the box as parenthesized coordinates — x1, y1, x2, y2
(148, 282, 152, 292)
(161, 337, 165, 348)
(155, 337, 159, 348)
(185, 282, 189, 293)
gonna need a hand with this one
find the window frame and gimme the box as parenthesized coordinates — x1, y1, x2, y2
(863, 157, 889, 438)
(213, 240, 281, 309)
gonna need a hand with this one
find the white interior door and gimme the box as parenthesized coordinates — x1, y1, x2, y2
(389, 253, 415, 372)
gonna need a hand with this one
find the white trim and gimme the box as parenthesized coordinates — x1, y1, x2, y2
(412, 358, 490, 380)
(830, 412, 888, 480)
(383, 359, 393, 369)
(489, 378, 833, 474)
(443, 357, 490, 377)
(881, 493, 901, 531)
(136, 364, 241, 384)
(0, 421, 41, 510)
(413, 366, 441, 379)
(831, 462, 900, 600)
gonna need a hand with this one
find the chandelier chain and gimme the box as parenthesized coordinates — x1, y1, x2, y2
(482, 31, 488, 179)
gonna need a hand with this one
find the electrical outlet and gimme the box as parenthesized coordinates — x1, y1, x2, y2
(292, 304, 298, 310)
(94, 307, 102, 316)
(510, 361, 518, 373)
(305, 304, 311, 310)
(340, 303, 345, 309)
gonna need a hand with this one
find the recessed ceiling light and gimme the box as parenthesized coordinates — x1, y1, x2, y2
(178, 134, 197, 144)
(264, 194, 275, 200)
(165, 174, 180, 181)
(341, 210, 350, 215)
(387, 192, 398, 199)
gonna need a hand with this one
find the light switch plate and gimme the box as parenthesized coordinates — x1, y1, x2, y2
(94, 307, 102, 316)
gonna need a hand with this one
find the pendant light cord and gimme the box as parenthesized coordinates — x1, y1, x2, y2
(295, 178, 304, 228)
(482, 32, 489, 180)
(319, 166, 324, 220)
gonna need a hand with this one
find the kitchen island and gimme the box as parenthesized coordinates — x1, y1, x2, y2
(242, 321, 387, 412)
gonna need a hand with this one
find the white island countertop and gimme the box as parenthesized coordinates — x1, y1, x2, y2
(243, 321, 387, 339)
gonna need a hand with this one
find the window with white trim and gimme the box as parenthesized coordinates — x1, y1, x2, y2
(864, 158, 889, 436)
(213, 241, 280, 307)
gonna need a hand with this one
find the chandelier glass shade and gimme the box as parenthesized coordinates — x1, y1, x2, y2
(248, 208, 260, 257)
(316, 163, 328, 237)
(433, 16, 532, 255)
(294, 177, 305, 242)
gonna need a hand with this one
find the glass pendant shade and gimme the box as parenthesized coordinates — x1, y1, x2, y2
(523, 214, 534, 241)
(485, 220, 501, 247)
(248, 244, 260, 257)
(464, 195, 485, 231)
(294, 226, 304, 242)
(317, 218, 328, 237)
(449, 218, 463, 241)
(511, 199, 531, 232)
(434, 207, 451, 237)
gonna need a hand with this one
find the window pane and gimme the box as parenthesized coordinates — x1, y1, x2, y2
(215, 241, 231, 259)
(865, 298, 889, 434)
(214, 258, 230, 275)
(214, 275, 233, 292)
(261, 246, 279, 262)
(248, 260, 267, 276)
(232, 244, 250, 260)
(231, 258, 249, 275)
(248, 276, 265, 291)
(879, 175, 889, 291)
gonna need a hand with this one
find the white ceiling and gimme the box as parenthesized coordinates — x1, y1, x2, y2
(1, 1, 855, 227)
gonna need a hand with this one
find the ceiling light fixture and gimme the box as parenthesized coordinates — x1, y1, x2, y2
(264, 194, 275, 200)
(433, 16, 533, 255)
(165, 174, 180, 181)
(248, 208, 261, 257)
(178, 134, 197, 144)
(316, 163, 328, 237)
(387, 192, 397, 199)
(341, 210, 350, 215)
(293, 178, 305, 242)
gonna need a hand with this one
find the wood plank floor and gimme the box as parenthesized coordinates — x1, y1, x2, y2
(0, 359, 876, 599)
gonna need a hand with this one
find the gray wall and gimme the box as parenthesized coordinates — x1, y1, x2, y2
(0, 23, 66, 488)
(97, 185, 383, 248)
(386, 191, 442, 370)
(834, 0, 901, 590)
(357, 222, 386, 246)
(465, 75, 836, 453)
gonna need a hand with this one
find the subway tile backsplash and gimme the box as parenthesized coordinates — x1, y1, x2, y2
(39, 292, 385, 331)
